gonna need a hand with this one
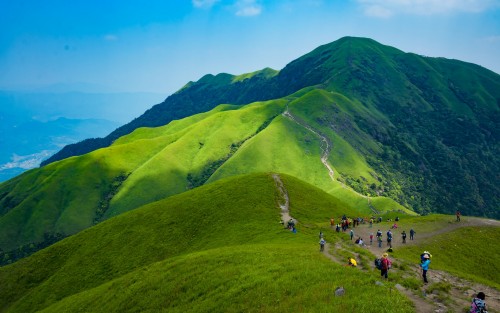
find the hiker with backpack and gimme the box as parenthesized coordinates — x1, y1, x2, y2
(350, 229, 354, 240)
(386, 230, 393, 248)
(420, 253, 431, 283)
(377, 253, 391, 279)
(401, 230, 407, 243)
(470, 292, 488, 313)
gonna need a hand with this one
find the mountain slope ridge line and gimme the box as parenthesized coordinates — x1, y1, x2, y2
(282, 104, 380, 215)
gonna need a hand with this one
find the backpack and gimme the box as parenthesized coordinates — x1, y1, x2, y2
(374, 258, 383, 270)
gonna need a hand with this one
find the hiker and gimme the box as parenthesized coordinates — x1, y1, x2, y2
(380, 253, 391, 279)
(386, 230, 393, 248)
(378, 234, 383, 247)
(319, 230, 323, 239)
(420, 253, 431, 283)
(350, 229, 354, 240)
(470, 292, 488, 313)
(369, 218, 373, 228)
(330, 218, 335, 228)
(319, 238, 326, 252)
(347, 257, 357, 267)
(410, 228, 415, 240)
(358, 238, 364, 246)
(456, 210, 461, 222)
(401, 230, 407, 243)
(420, 251, 432, 263)
(369, 233, 373, 245)
(335, 224, 340, 232)
(391, 223, 398, 229)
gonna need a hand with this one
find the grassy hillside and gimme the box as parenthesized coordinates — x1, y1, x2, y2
(0, 173, 415, 313)
(1, 36, 498, 265)
(0, 89, 406, 256)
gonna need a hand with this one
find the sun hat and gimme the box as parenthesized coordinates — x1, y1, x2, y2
(382, 253, 388, 257)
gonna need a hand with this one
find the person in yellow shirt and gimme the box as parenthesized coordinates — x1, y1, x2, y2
(347, 257, 357, 267)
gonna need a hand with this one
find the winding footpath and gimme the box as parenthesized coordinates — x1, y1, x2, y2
(282, 106, 380, 215)
(282, 107, 335, 181)
(272, 174, 292, 224)
(272, 177, 500, 312)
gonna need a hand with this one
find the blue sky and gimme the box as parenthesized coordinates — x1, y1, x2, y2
(1, 0, 499, 94)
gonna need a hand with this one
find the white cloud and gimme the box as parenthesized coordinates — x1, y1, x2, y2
(192, 0, 220, 9)
(364, 4, 393, 18)
(357, 0, 500, 17)
(235, 0, 262, 16)
(0, 151, 54, 171)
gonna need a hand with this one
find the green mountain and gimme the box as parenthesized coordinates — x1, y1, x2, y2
(0, 36, 499, 262)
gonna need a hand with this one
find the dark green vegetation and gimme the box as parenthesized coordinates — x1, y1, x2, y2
(0, 174, 415, 313)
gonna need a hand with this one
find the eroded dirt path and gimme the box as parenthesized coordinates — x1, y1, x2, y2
(272, 172, 500, 312)
(272, 173, 292, 224)
(282, 107, 335, 181)
(351, 220, 500, 312)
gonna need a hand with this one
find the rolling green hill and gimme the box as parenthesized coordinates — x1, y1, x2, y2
(0, 174, 414, 313)
(1, 173, 498, 312)
(1, 36, 499, 263)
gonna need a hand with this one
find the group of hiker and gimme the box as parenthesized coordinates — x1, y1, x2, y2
(318, 215, 489, 313)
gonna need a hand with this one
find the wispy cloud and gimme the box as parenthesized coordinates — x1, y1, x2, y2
(484, 35, 500, 42)
(235, 0, 262, 17)
(0, 151, 54, 171)
(357, 0, 500, 17)
(103, 34, 118, 41)
(192, 0, 220, 9)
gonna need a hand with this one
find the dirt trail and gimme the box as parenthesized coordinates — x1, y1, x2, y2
(282, 107, 335, 181)
(272, 173, 500, 312)
(272, 174, 292, 224)
(350, 219, 500, 312)
(282, 106, 380, 215)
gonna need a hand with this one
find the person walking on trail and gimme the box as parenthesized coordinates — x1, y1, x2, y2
(370, 233, 374, 245)
(410, 228, 415, 240)
(401, 230, 407, 243)
(319, 230, 323, 239)
(330, 218, 335, 228)
(319, 238, 326, 252)
(380, 253, 391, 280)
(377, 234, 383, 247)
(456, 210, 461, 222)
(420, 253, 431, 284)
(350, 229, 354, 240)
(470, 292, 488, 313)
(386, 230, 393, 248)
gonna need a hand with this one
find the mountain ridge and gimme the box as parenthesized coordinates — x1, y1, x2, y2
(0, 36, 498, 262)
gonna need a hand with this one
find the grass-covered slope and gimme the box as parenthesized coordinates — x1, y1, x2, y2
(0, 90, 406, 256)
(0, 173, 415, 313)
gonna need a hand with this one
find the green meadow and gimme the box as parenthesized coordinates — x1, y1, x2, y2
(0, 173, 416, 313)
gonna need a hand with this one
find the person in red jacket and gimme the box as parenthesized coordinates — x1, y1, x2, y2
(381, 253, 392, 280)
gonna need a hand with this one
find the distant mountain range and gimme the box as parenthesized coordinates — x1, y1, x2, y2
(0, 91, 165, 182)
(0, 36, 498, 261)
